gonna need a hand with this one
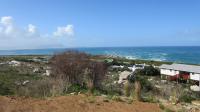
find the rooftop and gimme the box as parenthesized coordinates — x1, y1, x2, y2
(160, 63, 200, 74)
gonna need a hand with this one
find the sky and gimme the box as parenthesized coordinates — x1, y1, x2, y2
(0, 0, 200, 50)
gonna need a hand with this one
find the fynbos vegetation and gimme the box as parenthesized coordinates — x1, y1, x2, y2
(0, 51, 199, 112)
(50, 51, 107, 93)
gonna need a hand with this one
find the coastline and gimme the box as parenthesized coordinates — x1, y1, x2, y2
(0, 46, 200, 65)
(2, 54, 200, 66)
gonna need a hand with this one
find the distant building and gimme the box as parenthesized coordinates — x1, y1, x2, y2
(111, 65, 124, 69)
(159, 63, 200, 82)
(42, 66, 51, 76)
(130, 63, 149, 72)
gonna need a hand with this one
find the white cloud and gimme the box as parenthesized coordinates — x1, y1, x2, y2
(53, 25, 74, 37)
(0, 16, 74, 50)
(28, 24, 37, 34)
(0, 27, 2, 32)
(0, 16, 13, 26)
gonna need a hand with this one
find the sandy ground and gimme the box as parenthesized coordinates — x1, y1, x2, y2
(0, 95, 161, 112)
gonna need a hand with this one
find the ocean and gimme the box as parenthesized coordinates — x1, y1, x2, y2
(0, 46, 200, 64)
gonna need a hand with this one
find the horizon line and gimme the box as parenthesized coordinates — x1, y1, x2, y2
(0, 45, 200, 51)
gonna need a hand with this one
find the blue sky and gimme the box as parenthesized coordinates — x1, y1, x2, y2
(0, 0, 200, 49)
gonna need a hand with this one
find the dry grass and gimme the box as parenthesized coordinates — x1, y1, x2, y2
(0, 95, 161, 112)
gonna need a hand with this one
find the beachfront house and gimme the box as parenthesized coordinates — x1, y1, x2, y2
(159, 63, 200, 84)
(129, 63, 148, 72)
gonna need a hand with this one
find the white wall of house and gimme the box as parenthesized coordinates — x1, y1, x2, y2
(190, 73, 200, 81)
(160, 69, 179, 76)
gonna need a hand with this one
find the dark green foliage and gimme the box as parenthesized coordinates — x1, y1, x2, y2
(165, 108, 174, 112)
(66, 84, 88, 94)
(110, 57, 172, 66)
(111, 58, 122, 66)
(0, 65, 41, 95)
(179, 94, 195, 103)
(159, 103, 165, 110)
(122, 66, 131, 71)
(128, 70, 153, 92)
(127, 73, 135, 83)
(14, 58, 34, 62)
(101, 83, 122, 96)
(143, 96, 158, 103)
(124, 82, 132, 97)
(140, 66, 160, 76)
(111, 95, 123, 102)
(92, 88, 106, 96)
(0, 82, 13, 95)
(127, 66, 160, 86)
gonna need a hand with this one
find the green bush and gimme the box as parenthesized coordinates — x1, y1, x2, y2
(87, 96, 96, 103)
(143, 96, 158, 103)
(0, 82, 14, 95)
(128, 70, 153, 92)
(136, 75, 153, 92)
(0, 65, 41, 96)
(165, 108, 174, 112)
(179, 94, 195, 103)
(140, 66, 160, 76)
(66, 84, 88, 94)
(124, 82, 131, 97)
(16, 78, 55, 98)
(124, 82, 134, 97)
(112, 95, 123, 102)
(159, 103, 165, 110)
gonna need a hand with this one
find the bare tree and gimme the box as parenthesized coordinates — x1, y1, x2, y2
(50, 51, 107, 92)
(86, 61, 107, 92)
(50, 51, 90, 85)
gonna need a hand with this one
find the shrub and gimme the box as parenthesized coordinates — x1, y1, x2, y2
(66, 84, 87, 94)
(134, 81, 141, 101)
(112, 95, 123, 102)
(127, 73, 135, 83)
(101, 83, 122, 96)
(0, 65, 41, 96)
(127, 99, 133, 104)
(50, 51, 107, 93)
(179, 94, 195, 103)
(87, 96, 96, 103)
(111, 58, 121, 66)
(85, 61, 107, 92)
(127, 66, 160, 78)
(124, 82, 131, 97)
(50, 51, 90, 85)
(159, 103, 165, 110)
(0, 82, 13, 95)
(143, 95, 158, 103)
(165, 108, 174, 112)
(124, 82, 134, 97)
(92, 89, 103, 96)
(16, 78, 65, 98)
(121, 66, 131, 71)
(129, 76, 153, 91)
(128, 71, 153, 92)
(139, 66, 160, 76)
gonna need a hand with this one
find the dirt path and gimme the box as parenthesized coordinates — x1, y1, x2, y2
(0, 95, 161, 112)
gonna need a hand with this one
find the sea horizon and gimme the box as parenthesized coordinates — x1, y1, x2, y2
(0, 46, 200, 65)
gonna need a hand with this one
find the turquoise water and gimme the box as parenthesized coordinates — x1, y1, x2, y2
(0, 46, 200, 64)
